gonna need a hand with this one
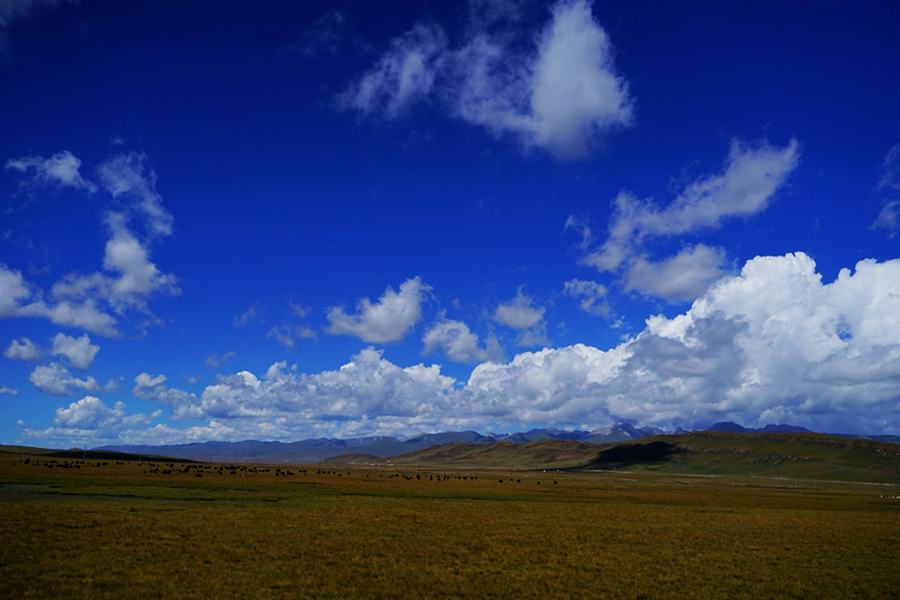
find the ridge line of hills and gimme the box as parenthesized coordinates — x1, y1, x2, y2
(93, 422, 900, 465)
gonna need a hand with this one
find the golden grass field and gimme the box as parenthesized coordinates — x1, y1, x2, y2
(1, 455, 898, 600)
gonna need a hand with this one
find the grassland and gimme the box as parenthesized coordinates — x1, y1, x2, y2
(388, 432, 900, 484)
(1, 447, 899, 599)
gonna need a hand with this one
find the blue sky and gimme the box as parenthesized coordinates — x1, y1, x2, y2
(1, 0, 898, 448)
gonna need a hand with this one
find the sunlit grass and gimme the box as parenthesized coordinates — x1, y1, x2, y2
(1, 458, 898, 599)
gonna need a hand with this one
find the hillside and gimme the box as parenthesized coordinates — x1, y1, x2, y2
(388, 432, 900, 483)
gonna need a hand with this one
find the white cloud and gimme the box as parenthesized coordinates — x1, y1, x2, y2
(493, 289, 547, 347)
(5, 150, 96, 191)
(422, 319, 501, 363)
(50, 213, 180, 315)
(0, 386, 17, 395)
(4, 337, 42, 362)
(580, 138, 799, 301)
(48, 332, 99, 371)
(338, 23, 447, 119)
(327, 277, 431, 343)
(133, 373, 198, 419)
(452, 0, 633, 160)
(3, 150, 179, 335)
(29, 362, 100, 396)
(52, 395, 160, 431)
(341, 0, 631, 161)
(191, 349, 456, 423)
(97, 152, 174, 238)
(623, 245, 728, 303)
(562, 278, 608, 316)
(494, 289, 544, 329)
(20, 253, 900, 444)
(0, 263, 120, 336)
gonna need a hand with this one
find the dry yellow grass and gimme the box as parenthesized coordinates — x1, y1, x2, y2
(1, 458, 897, 599)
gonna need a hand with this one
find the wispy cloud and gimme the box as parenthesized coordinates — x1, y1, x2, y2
(339, 0, 632, 161)
(575, 138, 799, 302)
(870, 143, 900, 238)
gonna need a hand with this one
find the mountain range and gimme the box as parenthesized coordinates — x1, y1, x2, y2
(96, 422, 900, 464)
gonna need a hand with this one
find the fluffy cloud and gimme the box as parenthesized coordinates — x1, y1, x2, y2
(580, 138, 799, 301)
(0, 386, 17, 395)
(4, 337, 42, 362)
(327, 277, 431, 343)
(422, 319, 501, 363)
(21, 254, 900, 444)
(493, 289, 547, 347)
(48, 332, 99, 371)
(2, 151, 179, 335)
(29, 362, 100, 396)
(133, 373, 198, 419)
(5, 150, 96, 191)
(51, 396, 161, 432)
(162, 349, 457, 425)
(0, 264, 119, 336)
(452, 0, 632, 160)
(51, 213, 180, 315)
(563, 279, 609, 316)
(341, 0, 631, 160)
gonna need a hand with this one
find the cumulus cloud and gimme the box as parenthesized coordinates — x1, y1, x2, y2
(175, 349, 458, 425)
(4, 337, 42, 362)
(133, 373, 198, 419)
(327, 277, 431, 343)
(579, 138, 799, 302)
(52, 395, 161, 431)
(5, 151, 96, 191)
(29, 362, 100, 396)
(422, 319, 501, 363)
(21, 252, 900, 443)
(340, 0, 632, 160)
(0, 385, 18, 395)
(452, 0, 632, 160)
(563, 278, 609, 316)
(0, 263, 119, 336)
(493, 289, 547, 347)
(48, 332, 99, 371)
(2, 150, 180, 335)
(50, 214, 180, 315)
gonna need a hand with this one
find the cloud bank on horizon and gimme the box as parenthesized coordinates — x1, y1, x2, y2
(1, 0, 898, 447)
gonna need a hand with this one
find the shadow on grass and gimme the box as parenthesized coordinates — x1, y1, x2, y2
(586, 441, 682, 469)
